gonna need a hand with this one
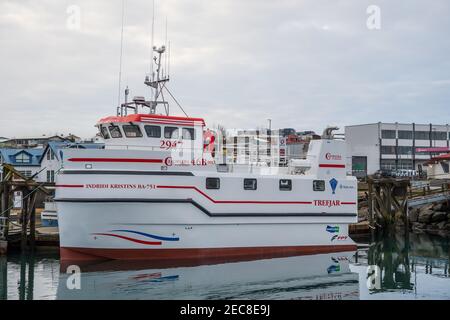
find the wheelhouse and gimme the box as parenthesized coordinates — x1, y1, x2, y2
(96, 114, 206, 152)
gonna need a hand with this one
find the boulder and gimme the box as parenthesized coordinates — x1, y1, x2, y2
(440, 202, 450, 212)
(447, 213, 450, 221)
(418, 209, 434, 223)
(427, 223, 439, 230)
(411, 222, 426, 231)
(431, 211, 447, 223)
(436, 221, 447, 230)
(445, 223, 450, 231)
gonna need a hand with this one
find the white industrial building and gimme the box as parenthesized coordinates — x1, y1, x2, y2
(345, 122, 450, 177)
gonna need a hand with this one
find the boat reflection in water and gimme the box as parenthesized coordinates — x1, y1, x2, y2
(350, 232, 450, 299)
(56, 251, 359, 300)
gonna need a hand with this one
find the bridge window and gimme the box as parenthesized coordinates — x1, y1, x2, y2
(164, 127, 179, 139)
(206, 177, 220, 190)
(100, 126, 110, 139)
(279, 179, 292, 191)
(182, 128, 195, 140)
(145, 125, 161, 138)
(313, 180, 325, 191)
(108, 125, 123, 138)
(123, 125, 143, 138)
(244, 178, 257, 190)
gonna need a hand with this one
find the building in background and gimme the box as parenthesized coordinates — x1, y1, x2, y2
(38, 141, 104, 183)
(222, 128, 316, 166)
(345, 122, 450, 177)
(0, 141, 103, 182)
(2, 134, 81, 148)
(0, 148, 44, 180)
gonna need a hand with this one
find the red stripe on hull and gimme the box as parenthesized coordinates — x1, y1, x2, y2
(318, 164, 346, 168)
(55, 184, 84, 188)
(92, 233, 162, 245)
(60, 245, 357, 262)
(68, 158, 163, 163)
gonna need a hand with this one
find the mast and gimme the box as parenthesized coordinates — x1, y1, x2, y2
(144, 45, 170, 114)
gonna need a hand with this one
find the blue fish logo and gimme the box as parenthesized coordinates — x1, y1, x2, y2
(326, 225, 340, 233)
(329, 178, 338, 194)
(327, 264, 341, 274)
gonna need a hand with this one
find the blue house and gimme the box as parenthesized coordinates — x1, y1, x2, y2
(0, 148, 44, 180)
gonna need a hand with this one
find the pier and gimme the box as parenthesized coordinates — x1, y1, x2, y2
(0, 164, 54, 255)
(355, 177, 450, 236)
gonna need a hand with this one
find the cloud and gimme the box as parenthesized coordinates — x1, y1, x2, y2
(0, 0, 449, 139)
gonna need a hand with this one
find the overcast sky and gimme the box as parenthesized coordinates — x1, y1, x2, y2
(1, 0, 449, 139)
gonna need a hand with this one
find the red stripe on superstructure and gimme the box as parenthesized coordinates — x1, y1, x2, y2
(60, 245, 357, 262)
(319, 164, 346, 168)
(157, 185, 312, 204)
(68, 158, 163, 163)
(141, 120, 196, 127)
(55, 184, 84, 188)
(97, 114, 205, 126)
(92, 233, 162, 245)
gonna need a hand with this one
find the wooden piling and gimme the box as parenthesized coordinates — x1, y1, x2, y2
(0, 256, 6, 300)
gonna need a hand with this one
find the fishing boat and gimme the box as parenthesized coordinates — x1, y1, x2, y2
(55, 45, 358, 262)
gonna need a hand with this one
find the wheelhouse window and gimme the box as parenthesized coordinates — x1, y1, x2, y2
(182, 128, 195, 140)
(123, 124, 143, 138)
(244, 178, 257, 190)
(108, 125, 123, 138)
(100, 126, 110, 139)
(164, 127, 179, 139)
(206, 177, 220, 190)
(279, 179, 292, 191)
(145, 125, 161, 138)
(313, 180, 325, 191)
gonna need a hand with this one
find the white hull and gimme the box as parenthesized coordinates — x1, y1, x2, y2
(58, 201, 356, 261)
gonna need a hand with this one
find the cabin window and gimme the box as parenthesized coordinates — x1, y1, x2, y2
(244, 178, 257, 190)
(123, 125, 143, 138)
(145, 125, 161, 138)
(182, 128, 195, 140)
(164, 126, 179, 139)
(279, 179, 292, 191)
(108, 125, 123, 138)
(313, 180, 325, 191)
(206, 177, 220, 190)
(100, 126, 110, 139)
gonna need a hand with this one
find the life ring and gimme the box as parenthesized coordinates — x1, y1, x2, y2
(203, 130, 216, 157)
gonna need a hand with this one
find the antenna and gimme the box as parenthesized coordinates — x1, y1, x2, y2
(117, 0, 126, 115)
(150, 0, 155, 76)
(168, 41, 171, 78)
(165, 16, 168, 79)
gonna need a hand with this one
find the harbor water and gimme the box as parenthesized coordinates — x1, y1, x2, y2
(1, 232, 449, 300)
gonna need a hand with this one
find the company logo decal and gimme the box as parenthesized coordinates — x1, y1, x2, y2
(92, 229, 179, 246)
(325, 153, 342, 161)
(327, 264, 341, 274)
(326, 225, 340, 233)
(164, 156, 173, 166)
(329, 178, 338, 194)
(331, 235, 348, 242)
